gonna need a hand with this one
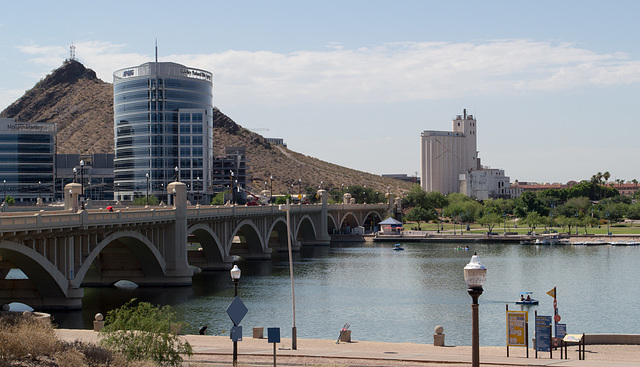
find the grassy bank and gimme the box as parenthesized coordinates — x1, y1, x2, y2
(400, 220, 640, 236)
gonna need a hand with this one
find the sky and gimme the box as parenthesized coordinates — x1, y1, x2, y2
(1, 0, 640, 184)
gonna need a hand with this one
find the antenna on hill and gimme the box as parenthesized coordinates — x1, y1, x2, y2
(69, 43, 76, 61)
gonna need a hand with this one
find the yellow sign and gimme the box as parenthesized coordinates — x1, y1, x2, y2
(297, 194, 302, 199)
(547, 287, 556, 298)
(506, 311, 528, 347)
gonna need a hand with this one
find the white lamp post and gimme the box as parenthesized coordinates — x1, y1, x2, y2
(230, 265, 241, 366)
(145, 173, 150, 206)
(79, 160, 85, 209)
(464, 252, 487, 367)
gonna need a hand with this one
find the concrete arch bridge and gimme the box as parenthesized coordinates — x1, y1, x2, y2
(0, 182, 392, 310)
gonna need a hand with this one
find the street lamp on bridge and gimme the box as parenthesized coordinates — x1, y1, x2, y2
(80, 160, 85, 209)
(145, 173, 150, 206)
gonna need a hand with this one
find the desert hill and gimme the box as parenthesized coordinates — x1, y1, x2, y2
(0, 60, 411, 195)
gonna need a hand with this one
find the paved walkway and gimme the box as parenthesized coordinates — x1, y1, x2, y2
(55, 329, 640, 366)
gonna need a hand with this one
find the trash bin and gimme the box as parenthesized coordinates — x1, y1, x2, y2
(253, 327, 264, 338)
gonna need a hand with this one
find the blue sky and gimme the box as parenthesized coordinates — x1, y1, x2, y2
(1, 1, 640, 184)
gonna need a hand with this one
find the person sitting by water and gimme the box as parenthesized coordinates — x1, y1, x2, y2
(520, 295, 525, 301)
(526, 295, 531, 301)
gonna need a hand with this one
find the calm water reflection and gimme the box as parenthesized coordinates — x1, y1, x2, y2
(50, 242, 640, 346)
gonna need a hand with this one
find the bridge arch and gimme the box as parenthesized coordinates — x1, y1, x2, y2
(0, 240, 71, 309)
(339, 212, 360, 233)
(363, 211, 383, 230)
(230, 219, 270, 259)
(296, 214, 319, 245)
(74, 231, 166, 288)
(187, 224, 228, 270)
(266, 218, 288, 251)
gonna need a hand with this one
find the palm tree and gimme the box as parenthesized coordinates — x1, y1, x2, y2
(603, 171, 611, 199)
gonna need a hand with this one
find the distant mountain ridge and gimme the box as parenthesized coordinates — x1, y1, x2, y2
(0, 60, 411, 194)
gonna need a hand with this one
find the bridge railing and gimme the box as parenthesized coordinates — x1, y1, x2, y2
(0, 203, 386, 232)
(88, 208, 176, 224)
(186, 203, 324, 219)
(0, 208, 178, 232)
(0, 211, 82, 231)
(327, 203, 388, 211)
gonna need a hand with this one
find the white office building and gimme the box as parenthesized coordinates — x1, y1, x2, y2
(113, 62, 214, 202)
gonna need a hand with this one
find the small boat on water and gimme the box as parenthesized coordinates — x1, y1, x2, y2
(516, 291, 539, 305)
(393, 244, 404, 251)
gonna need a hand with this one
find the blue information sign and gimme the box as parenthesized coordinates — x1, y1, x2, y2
(268, 327, 281, 343)
(230, 326, 242, 342)
(556, 323, 567, 339)
(535, 315, 552, 352)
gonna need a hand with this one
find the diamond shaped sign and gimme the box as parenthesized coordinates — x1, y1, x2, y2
(226, 296, 248, 325)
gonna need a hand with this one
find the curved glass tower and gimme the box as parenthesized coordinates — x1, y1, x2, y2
(113, 62, 213, 202)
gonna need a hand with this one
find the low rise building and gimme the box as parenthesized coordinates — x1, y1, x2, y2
(460, 168, 510, 200)
(0, 119, 56, 203)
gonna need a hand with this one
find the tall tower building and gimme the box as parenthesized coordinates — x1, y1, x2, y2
(113, 62, 213, 202)
(420, 109, 479, 195)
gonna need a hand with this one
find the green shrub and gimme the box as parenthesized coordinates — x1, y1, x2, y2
(132, 195, 159, 206)
(99, 299, 192, 367)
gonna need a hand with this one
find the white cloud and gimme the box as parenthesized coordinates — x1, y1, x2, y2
(12, 39, 640, 107)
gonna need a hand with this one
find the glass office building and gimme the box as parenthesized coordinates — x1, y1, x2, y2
(0, 119, 56, 203)
(113, 62, 213, 202)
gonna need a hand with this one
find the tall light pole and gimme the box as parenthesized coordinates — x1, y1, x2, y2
(145, 173, 150, 206)
(269, 175, 273, 204)
(279, 199, 298, 349)
(464, 253, 487, 367)
(298, 179, 302, 198)
(174, 166, 179, 182)
(230, 265, 241, 366)
(73, 167, 77, 183)
(196, 176, 200, 204)
(80, 160, 85, 209)
(2, 179, 5, 203)
(230, 171, 235, 204)
(116, 183, 119, 202)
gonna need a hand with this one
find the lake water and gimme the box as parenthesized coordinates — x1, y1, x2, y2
(49, 241, 640, 347)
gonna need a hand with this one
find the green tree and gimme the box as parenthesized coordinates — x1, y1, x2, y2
(405, 206, 435, 230)
(626, 203, 640, 220)
(275, 194, 291, 204)
(525, 212, 543, 233)
(3, 196, 15, 206)
(132, 195, 159, 206)
(477, 212, 502, 233)
(210, 192, 225, 205)
(515, 191, 548, 216)
(99, 299, 193, 367)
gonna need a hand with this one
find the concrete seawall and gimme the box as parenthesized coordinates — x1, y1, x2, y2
(585, 334, 640, 345)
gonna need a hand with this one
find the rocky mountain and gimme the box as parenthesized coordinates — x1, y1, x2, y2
(1, 60, 412, 195)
